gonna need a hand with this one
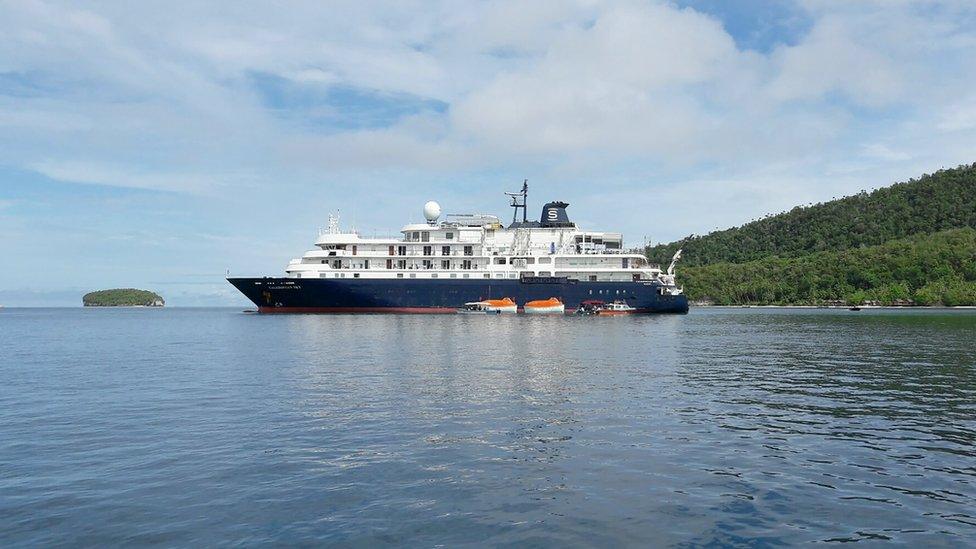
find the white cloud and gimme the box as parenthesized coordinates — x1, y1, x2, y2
(861, 143, 911, 163)
(0, 0, 974, 244)
(449, 4, 741, 157)
(938, 96, 976, 132)
(767, 16, 905, 107)
(29, 160, 245, 194)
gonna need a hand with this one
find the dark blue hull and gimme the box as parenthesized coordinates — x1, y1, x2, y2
(228, 277, 688, 314)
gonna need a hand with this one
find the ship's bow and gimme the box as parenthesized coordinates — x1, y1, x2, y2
(227, 278, 267, 308)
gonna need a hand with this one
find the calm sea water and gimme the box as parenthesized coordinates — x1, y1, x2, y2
(1, 307, 974, 546)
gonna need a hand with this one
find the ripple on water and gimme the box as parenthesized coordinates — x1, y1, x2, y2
(0, 307, 974, 545)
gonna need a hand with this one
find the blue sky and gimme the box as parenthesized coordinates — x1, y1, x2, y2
(2, 0, 975, 306)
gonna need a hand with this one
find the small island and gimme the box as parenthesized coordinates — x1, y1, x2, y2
(83, 289, 165, 307)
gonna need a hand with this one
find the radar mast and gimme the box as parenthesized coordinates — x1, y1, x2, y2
(505, 179, 529, 226)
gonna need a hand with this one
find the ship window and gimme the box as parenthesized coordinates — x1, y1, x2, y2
(461, 260, 472, 270)
(423, 246, 432, 256)
(412, 231, 419, 241)
(397, 273, 404, 278)
(354, 273, 360, 278)
(463, 274, 470, 278)
(538, 257, 551, 264)
(450, 274, 457, 278)
(431, 273, 438, 278)
(446, 232, 454, 240)
(463, 245, 473, 256)
(508, 273, 516, 278)
(538, 271, 551, 276)
(320, 273, 327, 278)
(483, 274, 490, 278)
(397, 246, 406, 256)
(334, 273, 340, 278)
(409, 273, 416, 278)
(422, 260, 433, 269)
(494, 257, 506, 265)
(321, 260, 325, 264)
(495, 273, 504, 278)
(589, 275, 597, 281)
(442, 246, 450, 256)
(441, 260, 450, 269)
(421, 232, 430, 242)
(386, 259, 393, 269)
(589, 290, 593, 295)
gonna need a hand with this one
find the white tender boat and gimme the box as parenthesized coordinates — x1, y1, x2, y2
(457, 298, 517, 314)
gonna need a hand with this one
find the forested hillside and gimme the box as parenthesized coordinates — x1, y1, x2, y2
(680, 228, 976, 306)
(646, 164, 976, 267)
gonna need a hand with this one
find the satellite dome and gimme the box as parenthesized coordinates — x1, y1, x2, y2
(423, 201, 441, 223)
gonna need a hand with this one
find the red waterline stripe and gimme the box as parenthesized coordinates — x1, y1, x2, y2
(257, 306, 667, 314)
(257, 306, 457, 314)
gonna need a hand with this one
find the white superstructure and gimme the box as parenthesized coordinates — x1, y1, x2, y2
(282, 186, 682, 295)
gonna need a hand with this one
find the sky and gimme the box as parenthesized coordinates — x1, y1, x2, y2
(1, 0, 975, 306)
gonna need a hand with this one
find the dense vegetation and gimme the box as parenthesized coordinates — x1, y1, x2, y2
(646, 164, 976, 267)
(83, 289, 164, 307)
(679, 229, 976, 306)
(645, 164, 976, 306)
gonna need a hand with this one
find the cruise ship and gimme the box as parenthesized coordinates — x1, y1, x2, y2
(228, 183, 688, 314)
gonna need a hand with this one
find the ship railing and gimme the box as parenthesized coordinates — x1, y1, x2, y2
(394, 251, 477, 257)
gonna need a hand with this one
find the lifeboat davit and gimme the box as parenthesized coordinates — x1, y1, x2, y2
(523, 297, 565, 314)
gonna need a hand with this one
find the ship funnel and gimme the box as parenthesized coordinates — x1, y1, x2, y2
(540, 201, 573, 227)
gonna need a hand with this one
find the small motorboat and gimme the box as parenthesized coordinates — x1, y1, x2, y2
(849, 306, 862, 311)
(523, 297, 565, 314)
(458, 297, 517, 314)
(597, 300, 636, 315)
(575, 300, 605, 315)
(458, 302, 501, 315)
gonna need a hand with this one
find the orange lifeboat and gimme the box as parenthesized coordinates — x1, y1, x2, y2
(482, 297, 518, 313)
(523, 297, 565, 315)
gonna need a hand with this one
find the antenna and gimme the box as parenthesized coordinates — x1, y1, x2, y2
(504, 179, 529, 225)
